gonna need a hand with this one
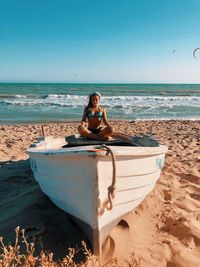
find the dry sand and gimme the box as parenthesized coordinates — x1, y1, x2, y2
(0, 120, 200, 266)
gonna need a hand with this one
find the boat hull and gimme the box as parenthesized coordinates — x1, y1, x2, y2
(27, 142, 167, 255)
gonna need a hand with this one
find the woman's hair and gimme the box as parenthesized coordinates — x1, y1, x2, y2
(86, 92, 101, 109)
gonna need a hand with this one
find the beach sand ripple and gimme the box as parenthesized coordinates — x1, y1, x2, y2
(0, 120, 200, 266)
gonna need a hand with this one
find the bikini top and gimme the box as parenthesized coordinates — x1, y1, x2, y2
(86, 108, 103, 120)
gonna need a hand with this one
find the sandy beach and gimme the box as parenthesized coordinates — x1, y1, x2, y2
(0, 120, 200, 266)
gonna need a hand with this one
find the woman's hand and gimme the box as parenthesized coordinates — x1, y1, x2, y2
(102, 108, 110, 127)
(79, 122, 87, 131)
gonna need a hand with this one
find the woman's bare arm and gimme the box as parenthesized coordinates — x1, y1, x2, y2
(102, 108, 111, 127)
(81, 107, 88, 126)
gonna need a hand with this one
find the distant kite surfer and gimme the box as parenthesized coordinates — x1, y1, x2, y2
(193, 47, 200, 59)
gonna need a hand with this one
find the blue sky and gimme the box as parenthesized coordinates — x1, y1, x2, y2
(0, 0, 200, 83)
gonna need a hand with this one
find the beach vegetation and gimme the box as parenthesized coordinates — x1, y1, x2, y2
(0, 227, 141, 267)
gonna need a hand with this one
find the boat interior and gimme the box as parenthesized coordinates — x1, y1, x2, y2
(29, 133, 160, 150)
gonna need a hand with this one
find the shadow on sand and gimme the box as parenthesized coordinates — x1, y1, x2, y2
(0, 159, 90, 262)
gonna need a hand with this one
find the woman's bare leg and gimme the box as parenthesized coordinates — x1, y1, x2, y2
(97, 126, 113, 138)
(78, 125, 108, 140)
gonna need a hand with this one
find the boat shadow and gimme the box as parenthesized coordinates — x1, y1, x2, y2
(0, 159, 131, 263)
(0, 159, 90, 262)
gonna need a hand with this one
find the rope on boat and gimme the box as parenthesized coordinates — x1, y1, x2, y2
(41, 125, 45, 137)
(97, 144, 116, 215)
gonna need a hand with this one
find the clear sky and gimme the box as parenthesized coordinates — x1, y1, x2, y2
(0, 0, 200, 83)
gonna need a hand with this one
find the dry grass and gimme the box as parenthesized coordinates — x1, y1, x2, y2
(0, 227, 141, 267)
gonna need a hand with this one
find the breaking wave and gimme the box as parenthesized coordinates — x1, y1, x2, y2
(0, 94, 200, 109)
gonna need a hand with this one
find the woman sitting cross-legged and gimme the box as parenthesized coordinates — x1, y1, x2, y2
(78, 92, 113, 141)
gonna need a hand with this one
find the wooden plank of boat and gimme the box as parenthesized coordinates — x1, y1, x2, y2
(64, 134, 133, 147)
(64, 133, 159, 147)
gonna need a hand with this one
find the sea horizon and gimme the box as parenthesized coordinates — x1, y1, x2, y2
(1, 82, 200, 84)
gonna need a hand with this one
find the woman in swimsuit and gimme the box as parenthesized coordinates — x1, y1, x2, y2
(78, 92, 113, 140)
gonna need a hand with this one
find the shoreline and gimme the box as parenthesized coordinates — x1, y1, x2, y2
(0, 118, 200, 126)
(0, 120, 200, 266)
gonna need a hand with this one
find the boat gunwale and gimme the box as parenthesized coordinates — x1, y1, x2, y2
(26, 144, 168, 157)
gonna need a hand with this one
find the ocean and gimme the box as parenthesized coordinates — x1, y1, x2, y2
(0, 83, 199, 123)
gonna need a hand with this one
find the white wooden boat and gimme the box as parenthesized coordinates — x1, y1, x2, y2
(27, 135, 167, 255)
